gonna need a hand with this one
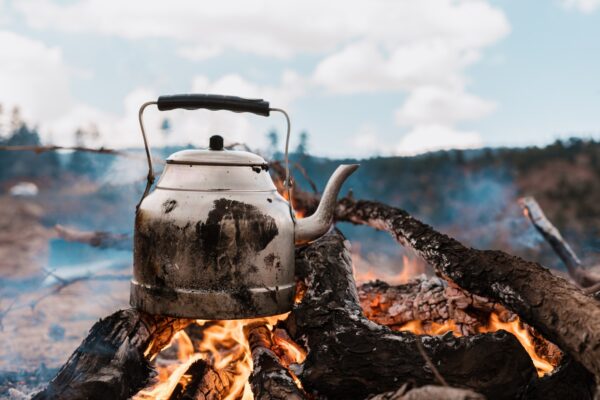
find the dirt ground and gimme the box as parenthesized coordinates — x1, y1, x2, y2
(0, 195, 131, 371)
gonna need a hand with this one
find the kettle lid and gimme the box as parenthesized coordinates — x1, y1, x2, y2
(167, 135, 267, 166)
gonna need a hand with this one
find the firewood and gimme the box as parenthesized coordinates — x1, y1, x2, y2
(519, 196, 600, 289)
(335, 197, 600, 381)
(248, 325, 307, 400)
(358, 278, 511, 336)
(524, 356, 595, 400)
(286, 230, 537, 400)
(368, 384, 484, 400)
(168, 359, 234, 400)
(32, 309, 189, 400)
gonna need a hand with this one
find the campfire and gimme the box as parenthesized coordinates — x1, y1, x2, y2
(30, 166, 600, 400)
(134, 316, 303, 400)
(120, 257, 558, 400)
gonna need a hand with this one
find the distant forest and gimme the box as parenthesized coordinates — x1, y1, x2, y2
(1, 119, 599, 269)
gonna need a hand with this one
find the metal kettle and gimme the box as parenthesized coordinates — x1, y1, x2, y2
(130, 94, 358, 319)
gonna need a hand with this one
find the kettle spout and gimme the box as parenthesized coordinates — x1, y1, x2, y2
(294, 164, 359, 244)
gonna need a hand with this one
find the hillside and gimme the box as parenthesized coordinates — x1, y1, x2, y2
(1, 125, 599, 274)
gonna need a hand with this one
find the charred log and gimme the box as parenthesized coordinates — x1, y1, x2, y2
(368, 384, 484, 400)
(32, 309, 189, 400)
(248, 325, 307, 400)
(359, 278, 562, 369)
(286, 230, 536, 400)
(524, 356, 595, 400)
(335, 197, 600, 381)
(168, 359, 234, 400)
(359, 278, 512, 336)
(519, 196, 600, 289)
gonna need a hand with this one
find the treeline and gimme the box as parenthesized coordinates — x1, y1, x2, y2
(0, 123, 117, 182)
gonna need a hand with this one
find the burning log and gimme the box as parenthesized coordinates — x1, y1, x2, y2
(247, 325, 307, 400)
(167, 359, 234, 400)
(335, 197, 600, 381)
(519, 196, 600, 290)
(524, 356, 596, 400)
(286, 230, 536, 400)
(358, 278, 563, 374)
(32, 309, 189, 400)
(358, 278, 511, 336)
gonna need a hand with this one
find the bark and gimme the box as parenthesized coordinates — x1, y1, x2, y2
(286, 230, 536, 400)
(248, 325, 307, 400)
(32, 309, 189, 400)
(519, 196, 600, 288)
(168, 359, 234, 400)
(358, 279, 562, 369)
(358, 278, 512, 336)
(368, 385, 484, 400)
(335, 197, 600, 381)
(524, 356, 595, 400)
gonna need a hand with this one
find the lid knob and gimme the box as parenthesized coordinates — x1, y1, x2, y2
(209, 135, 224, 151)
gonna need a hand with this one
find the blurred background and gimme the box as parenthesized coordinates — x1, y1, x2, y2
(0, 0, 599, 394)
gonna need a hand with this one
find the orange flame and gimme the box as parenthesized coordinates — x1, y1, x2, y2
(480, 313, 553, 376)
(135, 314, 294, 400)
(396, 314, 553, 377)
(280, 188, 304, 219)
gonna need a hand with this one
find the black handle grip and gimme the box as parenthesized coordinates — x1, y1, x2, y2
(156, 94, 270, 116)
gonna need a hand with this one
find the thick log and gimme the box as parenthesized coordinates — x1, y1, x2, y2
(335, 197, 600, 381)
(32, 309, 189, 400)
(286, 230, 536, 400)
(248, 325, 307, 400)
(359, 278, 511, 335)
(519, 196, 600, 288)
(358, 279, 563, 370)
(524, 356, 595, 400)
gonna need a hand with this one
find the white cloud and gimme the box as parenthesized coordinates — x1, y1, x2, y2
(15, 0, 509, 62)
(176, 44, 222, 61)
(0, 31, 72, 124)
(394, 86, 496, 127)
(14, 0, 354, 59)
(311, 1, 509, 94)
(560, 0, 600, 13)
(348, 124, 391, 158)
(46, 73, 304, 149)
(396, 124, 483, 156)
(0, 26, 303, 149)
(9, 0, 510, 155)
(391, 87, 494, 155)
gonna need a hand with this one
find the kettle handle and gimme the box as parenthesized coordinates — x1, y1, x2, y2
(156, 94, 270, 116)
(137, 95, 293, 215)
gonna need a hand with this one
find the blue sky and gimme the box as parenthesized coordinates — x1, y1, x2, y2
(0, 0, 598, 158)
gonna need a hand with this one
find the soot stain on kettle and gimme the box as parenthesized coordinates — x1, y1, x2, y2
(263, 253, 282, 271)
(134, 198, 278, 314)
(162, 199, 178, 214)
(196, 198, 279, 277)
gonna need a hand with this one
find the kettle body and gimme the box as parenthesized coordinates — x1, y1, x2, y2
(130, 94, 358, 319)
(132, 160, 296, 319)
